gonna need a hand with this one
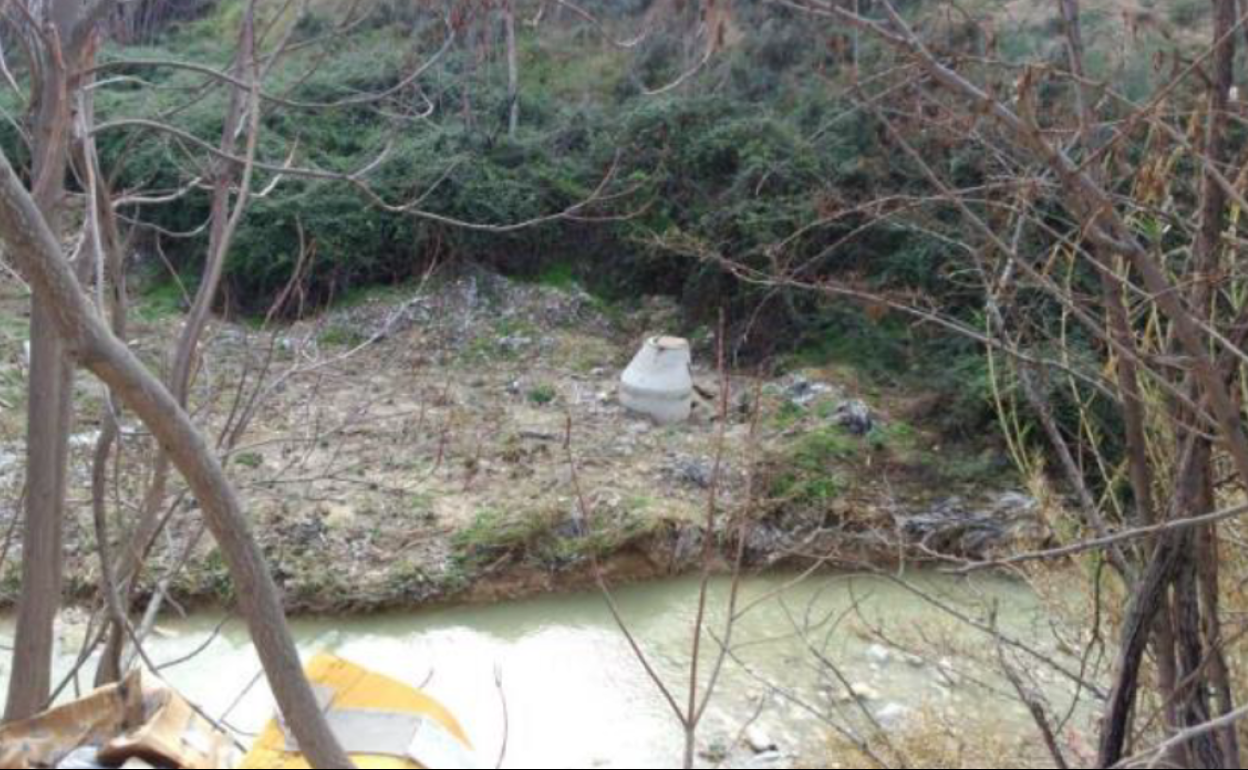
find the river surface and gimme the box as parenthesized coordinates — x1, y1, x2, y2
(0, 571, 1078, 768)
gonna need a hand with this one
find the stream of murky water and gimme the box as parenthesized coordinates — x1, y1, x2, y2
(0, 571, 1081, 768)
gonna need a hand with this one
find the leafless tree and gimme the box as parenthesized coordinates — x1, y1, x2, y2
(0, 9, 354, 758)
(644, 0, 1248, 765)
(0, 0, 634, 763)
(3, 0, 89, 725)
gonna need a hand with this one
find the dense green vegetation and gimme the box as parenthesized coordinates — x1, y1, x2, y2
(77, 4, 946, 315)
(0, 0, 1210, 442)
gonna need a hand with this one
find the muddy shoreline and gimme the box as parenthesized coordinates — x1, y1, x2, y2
(2, 493, 1040, 617)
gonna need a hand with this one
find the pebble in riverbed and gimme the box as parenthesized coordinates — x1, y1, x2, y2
(865, 644, 892, 666)
(824, 681, 883, 704)
(854, 683, 883, 703)
(745, 725, 778, 754)
(874, 702, 911, 728)
(708, 729, 794, 770)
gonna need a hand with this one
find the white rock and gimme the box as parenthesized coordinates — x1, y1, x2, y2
(745, 725, 778, 754)
(866, 644, 892, 666)
(936, 657, 960, 686)
(874, 703, 911, 728)
(70, 431, 102, 449)
(850, 682, 881, 702)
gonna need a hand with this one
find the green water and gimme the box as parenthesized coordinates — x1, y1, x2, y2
(0, 571, 1079, 768)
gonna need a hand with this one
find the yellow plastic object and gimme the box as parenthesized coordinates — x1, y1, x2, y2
(241, 654, 471, 770)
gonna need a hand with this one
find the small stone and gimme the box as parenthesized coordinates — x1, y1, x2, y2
(936, 658, 961, 686)
(499, 335, 533, 352)
(781, 375, 834, 407)
(850, 682, 881, 702)
(667, 456, 714, 489)
(70, 431, 102, 450)
(866, 644, 892, 666)
(745, 725, 778, 754)
(875, 703, 910, 728)
(833, 399, 874, 435)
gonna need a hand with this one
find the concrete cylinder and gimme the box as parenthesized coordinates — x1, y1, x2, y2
(620, 336, 693, 424)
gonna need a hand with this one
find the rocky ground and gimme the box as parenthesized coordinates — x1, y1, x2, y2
(0, 267, 1046, 612)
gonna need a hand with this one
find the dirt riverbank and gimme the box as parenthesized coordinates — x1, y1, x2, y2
(0, 268, 1043, 613)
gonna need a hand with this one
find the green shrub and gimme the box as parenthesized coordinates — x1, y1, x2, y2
(234, 452, 264, 469)
(770, 426, 859, 508)
(527, 384, 558, 406)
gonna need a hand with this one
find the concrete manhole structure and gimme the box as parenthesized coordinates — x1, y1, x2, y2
(620, 336, 694, 425)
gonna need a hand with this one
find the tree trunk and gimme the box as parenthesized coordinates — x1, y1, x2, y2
(4, 304, 72, 721)
(98, 0, 260, 685)
(5, 0, 82, 720)
(1170, 443, 1226, 768)
(505, 0, 519, 137)
(0, 4, 351, 766)
(0, 137, 353, 770)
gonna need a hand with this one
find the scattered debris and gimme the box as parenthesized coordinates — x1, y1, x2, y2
(778, 375, 834, 408)
(1, 670, 237, 770)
